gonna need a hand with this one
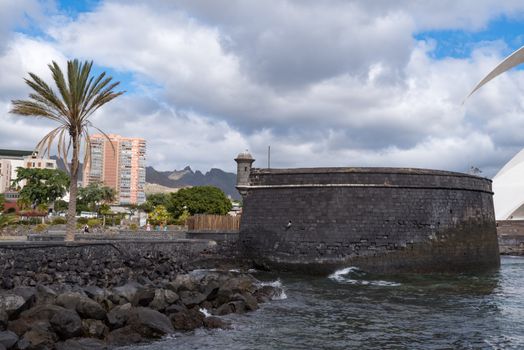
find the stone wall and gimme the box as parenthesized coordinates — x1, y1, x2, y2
(240, 167, 500, 273)
(497, 220, 524, 255)
(0, 240, 217, 290)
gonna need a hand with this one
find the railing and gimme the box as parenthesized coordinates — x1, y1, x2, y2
(186, 214, 240, 232)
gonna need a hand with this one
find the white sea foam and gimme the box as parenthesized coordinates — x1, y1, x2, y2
(260, 279, 283, 288)
(199, 308, 212, 317)
(260, 279, 288, 300)
(328, 267, 401, 287)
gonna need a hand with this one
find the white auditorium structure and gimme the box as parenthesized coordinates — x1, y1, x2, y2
(493, 149, 524, 220)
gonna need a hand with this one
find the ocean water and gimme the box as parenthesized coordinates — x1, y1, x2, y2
(121, 256, 524, 350)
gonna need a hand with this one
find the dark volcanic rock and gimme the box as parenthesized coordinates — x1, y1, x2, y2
(179, 291, 207, 308)
(35, 285, 57, 305)
(56, 338, 108, 350)
(0, 331, 18, 349)
(106, 325, 144, 347)
(0, 293, 31, 319)
(203, 316, 231, 330)
(128, 307, 174, 338)
(106, 303, 132, 329)
(164, 303, 187, 315)
(110, 282, 143, 305)
(136, 288, 155, 307)
(55, 292, 83, 310)
(253, 285, 279, 303)
(170, 308, 205, 331)
(56, 292, 106, 320)
(0, 311, 7, 331)
(81, 319, 108, 339)
(148, 289, 179, 312)
(49, 307, 83, 339)
(18, 321, 57, 349)
(166, 275, 196, 293)
(76, 298, 106, 321)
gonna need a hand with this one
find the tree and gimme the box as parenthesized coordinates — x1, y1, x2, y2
(10, 59, 124, 241)
(168, 186, 232, 219)
(0, 193, 4, 212)
(12, 168, 69, 210)
(54, 199, 68, 212)
(139, 193, 171, 213)
(78, 182, 116, 212)
(148, 205, 170, 227)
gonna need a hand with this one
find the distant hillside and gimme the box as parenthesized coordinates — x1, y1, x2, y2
(146, 166, 239, 200)
(53, 155, 239, 200)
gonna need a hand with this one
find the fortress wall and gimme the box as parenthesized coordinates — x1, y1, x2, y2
(240, 168, 500, 273)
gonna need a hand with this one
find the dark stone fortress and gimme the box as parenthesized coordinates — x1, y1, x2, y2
(235, 152, 500, 273)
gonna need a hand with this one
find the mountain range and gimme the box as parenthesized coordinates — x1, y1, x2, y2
(145, 166, 239, 200)
(52, 156, 240, 200)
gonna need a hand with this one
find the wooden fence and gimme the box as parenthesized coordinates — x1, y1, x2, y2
(187, 214, 240, 232)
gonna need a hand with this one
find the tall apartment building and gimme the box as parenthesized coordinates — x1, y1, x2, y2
(83, 134, 146, 205)
(0, 149, 56, 192)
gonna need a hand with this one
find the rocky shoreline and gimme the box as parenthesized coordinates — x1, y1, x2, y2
(0, 269, 284, 349)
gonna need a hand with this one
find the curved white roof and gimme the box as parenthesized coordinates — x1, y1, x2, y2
(493, 148, 524, 220)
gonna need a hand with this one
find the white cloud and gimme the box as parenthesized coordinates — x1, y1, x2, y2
(2, 0, 524, 177)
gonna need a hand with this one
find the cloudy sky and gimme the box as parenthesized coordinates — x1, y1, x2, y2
(2, 0, 524, 176)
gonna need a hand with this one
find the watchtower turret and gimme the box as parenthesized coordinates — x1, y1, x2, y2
(235, 150, 255, 196)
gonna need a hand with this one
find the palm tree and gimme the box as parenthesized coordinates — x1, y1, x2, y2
(10, 59, 124, 241)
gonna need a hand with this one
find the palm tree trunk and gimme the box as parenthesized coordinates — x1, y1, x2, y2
(65, 135, 80, 241)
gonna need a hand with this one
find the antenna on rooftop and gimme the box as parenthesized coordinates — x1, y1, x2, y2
(268, 145, 271, 169)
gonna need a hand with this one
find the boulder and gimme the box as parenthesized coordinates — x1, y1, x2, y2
(148, 289, 179, 312)
(127, 307, 174, 338)
(170, 308, 205, 331)
(82, 286, 105, 300)
(106, 325, 144, 347)
(55, 292, 83, 310)
(0, 293, 31, 319)
(76, 298, 106, 320)
(106, 303, 132, 329)
(0, 311, 7, 331)
(232, 292, 258, 311)
(179, 291, 207, 308)
(35, 285, 57, 305)
(214, 303, 233, 316)
(203, 316, 231, 330)
(12, 288, 36, 309)
(56, 338, 108, 350)
(136, 288, 155, 307)
(110, 282, 143, 305)
(7, 319, 30, 337)
(49, 307, 83, 339)
(164, 303, 187, 315)
(166, 274, 196, 293)
(56, 292, 106, 320)
(81, 319, 108, 339)
(18, 321, 57, 350)
(253, 285, 279, 303)
(0, 331, 18, 349)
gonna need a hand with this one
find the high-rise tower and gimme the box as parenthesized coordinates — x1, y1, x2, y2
(83, 134, 146, 205)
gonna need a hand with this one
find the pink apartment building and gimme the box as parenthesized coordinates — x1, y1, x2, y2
(83, 134, 146, 205)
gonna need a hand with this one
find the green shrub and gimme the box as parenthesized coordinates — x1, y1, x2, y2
(34, 223, 48, 232)
(77, 217, 88, 225)
(87, 218, 101, 228)
(51, 217, 67, 225)
(129, 223, 138, 231)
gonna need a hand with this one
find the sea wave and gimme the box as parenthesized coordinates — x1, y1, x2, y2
(260, 279, 288, 300)
(199, 308, 212, 317)
(328, 267, 401, 287)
